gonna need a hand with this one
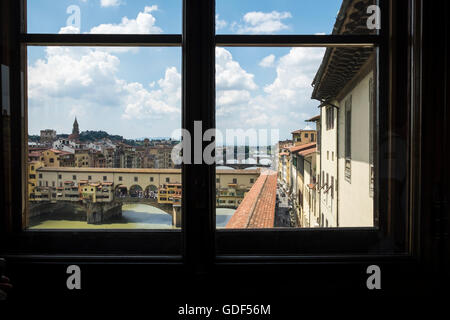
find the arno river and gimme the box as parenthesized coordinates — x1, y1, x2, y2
(28, 204, 235, 229)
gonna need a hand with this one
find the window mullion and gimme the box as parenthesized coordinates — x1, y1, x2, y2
(182, 0, 216, 272)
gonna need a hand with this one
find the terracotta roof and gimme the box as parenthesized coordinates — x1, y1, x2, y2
(226, 171, 277, 229)
(29, 151, 42, 157)
(291, 129, 316, 134)
(306, 115, 320, 122)
(287, 142, 316, 153)
(312, 0, 376, 101)
(298, 147, 317, 157)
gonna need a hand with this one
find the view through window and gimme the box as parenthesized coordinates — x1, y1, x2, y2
(25, 0, 380, 231)
(26, 1, 183, 230)
(215, 0, 378, 229)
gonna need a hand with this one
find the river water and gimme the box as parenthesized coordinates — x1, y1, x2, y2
(29, 204, 235, 229)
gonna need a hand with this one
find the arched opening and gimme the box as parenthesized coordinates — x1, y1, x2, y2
(129, 185, 143, 198)
(115, 185, 128, 198)
(145, 185, 158, 200)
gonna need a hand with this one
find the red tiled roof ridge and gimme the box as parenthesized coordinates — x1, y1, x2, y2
(244, 174, 270, 228)
(291, 129, 316, 134)
(287, 142, 316, 153)
(225, 171, 277, 229)
(248, 173, 277, 228)
(298, 147, 317, 156)
(225, 174, 267, 229)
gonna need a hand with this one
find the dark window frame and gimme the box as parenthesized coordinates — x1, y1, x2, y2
(0, 0, 427, 270)
(215, 0, 422, 258)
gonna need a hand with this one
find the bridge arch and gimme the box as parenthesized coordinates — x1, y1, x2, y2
(129, 184, 143, 197)
(115, 184, 128, 197)
(145, 184, 158, 192)
(145, 185, 158, 199)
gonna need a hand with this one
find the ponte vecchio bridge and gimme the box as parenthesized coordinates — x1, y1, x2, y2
(31, 167, 261, 226)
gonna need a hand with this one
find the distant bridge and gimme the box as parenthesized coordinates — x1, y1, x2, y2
(29, 197, 181, 227)
(217, 163, 271, 170)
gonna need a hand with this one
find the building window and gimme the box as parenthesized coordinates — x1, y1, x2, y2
(232, 178, 237, 184)
(250, 178, 254, 184)
(326, 107, 334, 130)
(166, 178, 170, 183)
(331, 177, 334, 198)
(369, 165, 374, 197)
(72, 175, 76, 180)
(150, 177, 154, 182)
(216, 178, 220, 183)
(58, 174, 62, 179)
(119, 176, 123, 182)
(345, 159, 352, 183)
(345, 96, 352, 159)
(305, 133, 309, 138)
(311, 133, 315, 141)
(88, 176, 92, 180)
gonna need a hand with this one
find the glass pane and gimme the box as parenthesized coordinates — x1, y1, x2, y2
(216, 0, 379, 35)
(27, 0, 181, 34)
(27, 46, 182, 230)
(215, 45, 377, 229)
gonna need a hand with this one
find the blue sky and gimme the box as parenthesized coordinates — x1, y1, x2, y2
(27, 0, 342, 141)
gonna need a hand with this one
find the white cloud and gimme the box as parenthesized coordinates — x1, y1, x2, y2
(28, 7, 179, 138)
(216, 48, 257, 91)
(264, 47, 325, 100)
(216, 15, 228, 31)
(216, 47, 325, 136)
(90, 6, 162, 34)
(259, 54, 276, 68)
(101, 0, 122, 7)
(215, 48, 258, 119)
(29, 47, 120, 100)
(28, 45, 181, 136)
(234, 11, 292, 34)
(122, 66, 181, 119)
(59, 26, 81, 34)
